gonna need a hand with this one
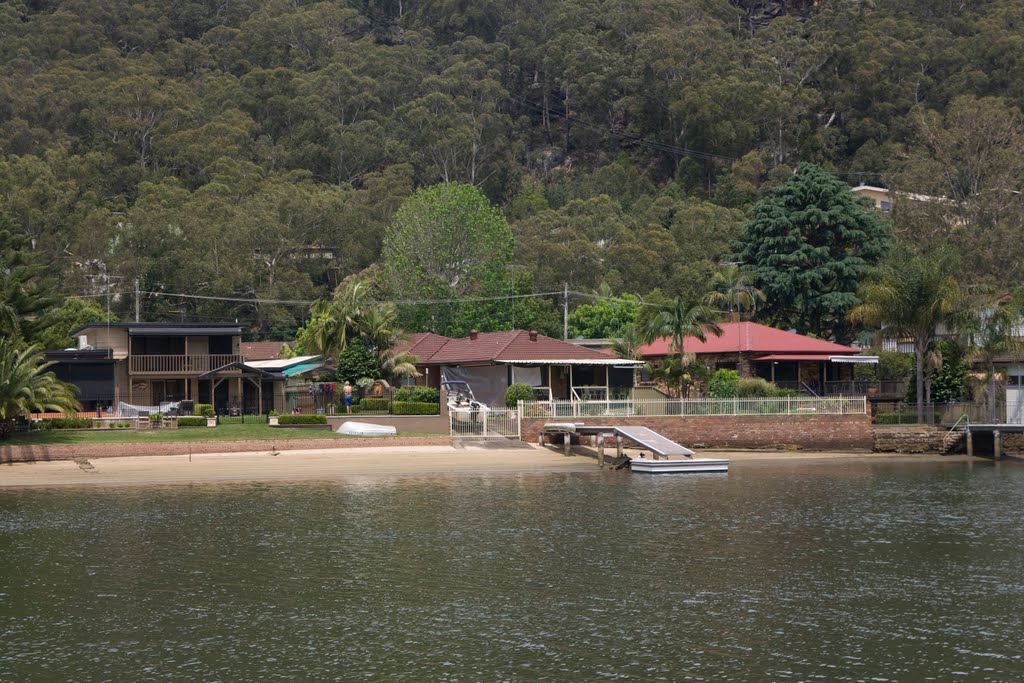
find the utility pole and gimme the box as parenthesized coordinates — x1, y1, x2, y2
(563, 282, 569, 340)
(134, 278, 140, 323)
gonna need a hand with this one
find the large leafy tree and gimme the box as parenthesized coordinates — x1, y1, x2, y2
(735, 163, 890, 342)
(381, 182, 514, 335)
(849, 247, 963, 424)
(0, 341, 81, 439)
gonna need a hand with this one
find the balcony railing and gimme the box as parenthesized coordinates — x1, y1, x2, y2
(129, 354, 244, 375)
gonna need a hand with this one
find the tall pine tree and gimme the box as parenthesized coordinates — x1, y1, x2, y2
(734, 164, 889, 342)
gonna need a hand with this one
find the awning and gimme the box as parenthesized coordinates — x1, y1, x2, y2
(129, 326, 241, 337)
(495, 358, 645, 366)
(753, 354, 878, 364)
(282, 363, 323, 377)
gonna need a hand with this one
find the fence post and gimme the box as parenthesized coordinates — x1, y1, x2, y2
(517, 401, 523, 441)
(733, 396, 738, 416)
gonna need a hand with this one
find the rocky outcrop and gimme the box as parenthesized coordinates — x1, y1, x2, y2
(730, 0, 824, 31)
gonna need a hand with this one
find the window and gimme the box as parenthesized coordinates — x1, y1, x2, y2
(880, 201, 893, 212)
(1009, 375, 1022, 387)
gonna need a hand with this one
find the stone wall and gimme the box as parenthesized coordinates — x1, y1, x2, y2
(872, 426, 946, 454)
(522, 414, 873, 451)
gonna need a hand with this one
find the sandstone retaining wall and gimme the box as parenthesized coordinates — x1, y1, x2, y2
(522, 414, 873, 451)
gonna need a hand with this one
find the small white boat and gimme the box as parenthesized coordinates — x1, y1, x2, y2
(336, 421, 398, 436)
(629, 457, 729, 474)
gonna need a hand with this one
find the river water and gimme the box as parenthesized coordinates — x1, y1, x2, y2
(2, 459, 1024, 681)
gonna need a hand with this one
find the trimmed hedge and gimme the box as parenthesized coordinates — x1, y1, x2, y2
(359, 398, 390, 411)
(278, 414, 328, 425)
(177, 417, 207, 427)
(37, 416, 94, 430)
(195, 403, 215, 417)
(392, 401, 439, 416)
(394, 386, 439, 403)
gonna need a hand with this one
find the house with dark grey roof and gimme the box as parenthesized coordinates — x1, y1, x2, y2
(394, 329, 644, 408)
(47, 322, 286, 415)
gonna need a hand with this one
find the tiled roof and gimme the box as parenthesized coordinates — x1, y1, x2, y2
(392, 332, 451, 362)
(241, 341, 288, 361)
(416, 330, 621, 364)
(636, 321, 860, 357)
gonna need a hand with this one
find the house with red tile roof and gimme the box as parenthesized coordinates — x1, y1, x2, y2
(395, 329, 643, 407)
(240, 341, 289, 361)
(636, 321, 877, 396)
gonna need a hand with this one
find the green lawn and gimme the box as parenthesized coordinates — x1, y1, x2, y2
(7, 424, 441, 445)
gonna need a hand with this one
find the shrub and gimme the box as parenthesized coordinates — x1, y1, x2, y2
(278, 414, 327, 425)
(394, 386, 440, 403)
(195, 403, 215, 417)
(505, 383, 536, 408)
(707, 369, 739, 398)
(177, 417, 207, 427)
(392, 401, 439, 415)
(359, 398, 390, 411)
(268, 410, 280, 417)
(149, 412, 164, 422)
(37, 416, 93, 430)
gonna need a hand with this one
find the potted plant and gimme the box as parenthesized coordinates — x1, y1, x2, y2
(149, 412, 164, 428)
(268, 410, 280, 426)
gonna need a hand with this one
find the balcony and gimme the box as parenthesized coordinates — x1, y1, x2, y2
(129, 354, 245, 375)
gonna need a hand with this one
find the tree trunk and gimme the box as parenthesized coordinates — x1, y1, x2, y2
(915, 338, 926, 424)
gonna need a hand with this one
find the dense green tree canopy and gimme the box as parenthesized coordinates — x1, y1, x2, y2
(0, 0, 1022, 343)
(381, 182, 514, 335)
(735, 163, 889, 342)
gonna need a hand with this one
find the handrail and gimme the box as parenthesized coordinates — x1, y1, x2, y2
(947, 413, 970, 434)
(801, 382, 820, 398)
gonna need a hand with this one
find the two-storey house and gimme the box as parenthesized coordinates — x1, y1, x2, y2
(45, 322, 284, 415)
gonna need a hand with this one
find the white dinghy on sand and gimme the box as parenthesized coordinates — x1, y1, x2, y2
(336, 421, 398, 436)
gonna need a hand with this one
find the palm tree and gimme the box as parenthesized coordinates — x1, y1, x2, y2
(358, 303, 422, 383)
(848, 248, 962, 424)
(705, 265, 765, 320)
(639, 297, 723, 396)
(962, 303, 1021, 422)
(301, 278, 374, 358)
(0, 340, 81, 439)
(609, 322, 643, 361)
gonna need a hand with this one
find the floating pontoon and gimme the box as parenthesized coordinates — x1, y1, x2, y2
(541, 423, 729, 474)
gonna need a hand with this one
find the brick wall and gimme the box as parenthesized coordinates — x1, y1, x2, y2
(522, 414, 873, 451)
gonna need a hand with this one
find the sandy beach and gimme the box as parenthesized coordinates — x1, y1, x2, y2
(0, 444, 978, 488)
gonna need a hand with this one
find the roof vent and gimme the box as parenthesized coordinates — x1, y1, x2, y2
(529, 330, 538, 342)
(469, 329, 478, 341)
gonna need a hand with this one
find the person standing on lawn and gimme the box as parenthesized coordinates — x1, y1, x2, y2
(343, 381, 353, 413)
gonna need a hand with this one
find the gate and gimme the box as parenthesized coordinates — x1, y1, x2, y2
(450, 407, 520, 439)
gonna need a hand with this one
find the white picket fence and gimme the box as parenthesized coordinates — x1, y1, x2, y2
(521, 396, 867, 420)
(449, 408, 521, 439)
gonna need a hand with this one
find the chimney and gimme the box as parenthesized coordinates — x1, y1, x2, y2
(469, 329, 478, 341)
(529, 330, 538, 342)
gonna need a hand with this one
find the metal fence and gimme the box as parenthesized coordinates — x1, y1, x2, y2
(873, 401, 1006, 426)
(521, 396, 867, 419)
(450, 408, 521, 439)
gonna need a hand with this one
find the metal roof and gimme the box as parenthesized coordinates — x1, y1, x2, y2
(128, 326, 241, 336)
(281, 363, 323, 377)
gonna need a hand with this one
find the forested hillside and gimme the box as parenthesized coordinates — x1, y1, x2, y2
(1, 0, 1022, 338)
